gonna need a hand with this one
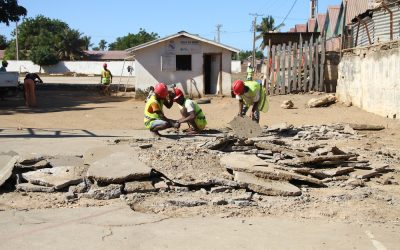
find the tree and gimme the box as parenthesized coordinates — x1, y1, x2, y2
(0, 35, 9, 49)
(98, 40, 107, 51)
(5, 15, 87, 62)
(81, 35, 93, 50)
(0, 0, 27, 25)
(30, 45, 58, 72)
(256, 16, 275, 50)
(108, 28, 159, 50)
(238, 50, 263, 62)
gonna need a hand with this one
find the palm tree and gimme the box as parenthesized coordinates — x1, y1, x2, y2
(56, 29, 85, 60)
(98, 39, 107, 51)
(81, 35, 93, 50)
(256, 16, 276, 50)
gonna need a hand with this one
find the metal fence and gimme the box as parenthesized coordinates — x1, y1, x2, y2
(263, 36, 326, 95)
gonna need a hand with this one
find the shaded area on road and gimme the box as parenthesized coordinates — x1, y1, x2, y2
(0, 90, 132, 115)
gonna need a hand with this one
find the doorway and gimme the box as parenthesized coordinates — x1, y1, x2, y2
(203, 54, 221, 95)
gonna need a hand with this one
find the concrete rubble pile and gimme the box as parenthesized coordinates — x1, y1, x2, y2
(0, 122, 398, 211)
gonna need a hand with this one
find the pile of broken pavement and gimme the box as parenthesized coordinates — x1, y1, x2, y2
(0, 117, 398, 213)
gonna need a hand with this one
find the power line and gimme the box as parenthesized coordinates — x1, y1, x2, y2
(277, 0, 299, 27)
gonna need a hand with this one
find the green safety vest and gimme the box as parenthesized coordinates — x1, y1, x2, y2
(144, 95, 164, 129)
(101, 70, 111, 84)
(241, 81, 269, 113)
(184, 98, 207, 130)
(247, 67, 254, 80)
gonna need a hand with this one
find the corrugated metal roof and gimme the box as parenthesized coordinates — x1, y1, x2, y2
(373, 3, 400, 43)
(316, 14, 327, 32)
(289, 28, 296, 33)
(84, 50, 130, 61)
(352, 17, 374, 46)
(327, 6, 341, 32)
(307, 18, 316, 32)
(345, 0, 371, 25)
(295, 24, 307, 32)
(126, 31, 239, 53)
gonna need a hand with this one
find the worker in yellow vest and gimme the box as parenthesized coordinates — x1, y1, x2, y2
(144, 83, 176, 136)
(246, 62, 254, 81)
(100, 63, 112, 95)
(172, 88, 207, 134)
(232, 79, 268, 123)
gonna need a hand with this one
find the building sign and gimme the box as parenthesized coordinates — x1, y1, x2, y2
(164, 39, 201, 54)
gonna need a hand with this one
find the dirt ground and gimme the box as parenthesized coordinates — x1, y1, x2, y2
(1, 88, 400, 226)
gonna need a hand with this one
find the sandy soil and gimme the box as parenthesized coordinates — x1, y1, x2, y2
(1, 88, 400, 225)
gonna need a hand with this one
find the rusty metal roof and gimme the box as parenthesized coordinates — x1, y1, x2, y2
(84, 50, 130, 61)
(295, 24, 307, 32)
(307, 18, 317, 32)
(345, 0, 371, 25)
(327, 5, 341, 32)
(316, 14, 327, 32)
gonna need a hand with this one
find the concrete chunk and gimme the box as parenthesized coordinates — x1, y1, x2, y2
(0, 154, 18, 187)
(15, 183, 55, 193)
(124, 181, 157, 193)
(87, 152, 151, 184)
(48, 155, 84, 168)
(234, 172, 301, 196)
(83, 184, 122, 200)
(22, 166, 86, 189)
(228, 116, 262, 138)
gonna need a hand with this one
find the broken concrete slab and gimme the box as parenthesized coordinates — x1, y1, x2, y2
(322, 167, 355, 177)
(83, 184, 122, 200)
(307, 94, 336, 108)
(15, 159, 50, 170)
(166, 198, 208, 207)
(266, 123, 294, 133)
(210, 186, 233, 193)
(228, 116, 262, 138)
(234, 172, 301, 196)
(124, 181, 157, 193)
(83, 145, 135, 165)
(220, 154, 325, 187)
(0, 154, 18, 187)
(281, 100, 294, 109)
(350, 169, 382, 180)
(22, 166, 86, 190)
(17, 153, 46, 165)
(48, 155, 84, 168)
(15, 183, 55, 193)
(87, 152, 151, 184)
(348, 124, 385, 131)
(299, 155, 353, 165)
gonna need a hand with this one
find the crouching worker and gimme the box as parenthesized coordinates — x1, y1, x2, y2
(144, 82, 176, 136)
(173, 88, 207, 134)
(232, 79, 268, 123)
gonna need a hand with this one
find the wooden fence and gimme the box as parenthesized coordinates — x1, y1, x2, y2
(263, 36, 326, 95)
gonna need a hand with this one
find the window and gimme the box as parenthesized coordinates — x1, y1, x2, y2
(176, 55, 192, 71)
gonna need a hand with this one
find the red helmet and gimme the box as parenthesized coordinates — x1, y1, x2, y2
(154, 83, 168, 99)
(103, 63, 108, 68)
(232, 80, 245, 95)
(173, 88, 184, 101)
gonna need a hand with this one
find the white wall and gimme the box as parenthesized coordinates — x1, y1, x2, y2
(231, 60, 241, 73)
(133, 37, 235, 97)
(5, 60, 135, 77)
(337, 44, 400, 119)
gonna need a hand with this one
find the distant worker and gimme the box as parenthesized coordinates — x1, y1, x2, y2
(232, 79, 268, 123)
(100, 63, 112, 95)
(246, 62, 254, 80)
(144, 83, 176, 136)
(0, 60, 8, 72)
(173, 88, 207, 134)
(24, 73, 43, 107)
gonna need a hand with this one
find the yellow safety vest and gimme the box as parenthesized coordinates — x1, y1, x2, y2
(185, 98, 207, 130)
(144, 95, 164, 129)
(247, 67, 254, 80)
(241, 81, 269, 113)
(101, 70, 111, 84)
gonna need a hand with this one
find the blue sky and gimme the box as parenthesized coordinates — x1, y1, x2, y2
(0, 0, 340, 51)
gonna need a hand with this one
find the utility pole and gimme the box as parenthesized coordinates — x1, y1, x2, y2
(15, 21, 19, 61)
(249, 13, 262, 71)
(310, 0, 317, 18)
(216, 24, 222, 43)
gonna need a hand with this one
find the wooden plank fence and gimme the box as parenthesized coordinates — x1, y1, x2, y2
(263, 36, 326, 95)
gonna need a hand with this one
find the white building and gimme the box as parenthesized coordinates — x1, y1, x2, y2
(126, 31, 239, 97)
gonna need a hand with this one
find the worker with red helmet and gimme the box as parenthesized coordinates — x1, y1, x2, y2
(144, 83, 176, 136)
(173, 88, 207, 133)
(100, 63, 113, 95)
(232, 79, 268, 123)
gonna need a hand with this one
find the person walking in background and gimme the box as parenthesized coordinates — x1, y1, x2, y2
(100, 63, 112, 95)
(246, 62, 254, 81)
(0, 60, 8, 72)
(24, 73, 43, 107)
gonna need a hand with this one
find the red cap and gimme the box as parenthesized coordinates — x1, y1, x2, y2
(232, 80, 245, 95)
(154, 83, 168, 99)
(173, 88, 184, 101)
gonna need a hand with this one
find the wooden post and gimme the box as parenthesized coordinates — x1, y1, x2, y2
(275, 44, 282, 95)
(315, 37, 320, 91)
(302, 41, 309, 92)
(281, 43, 286, 95)
(292, 43, 298, 92)
(298, 36, 303, 91)
(319, 36, 326, 92)
(309, 38, 314, 92)
(270, 45, 276, 95)
(287, 42, 292, 93)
